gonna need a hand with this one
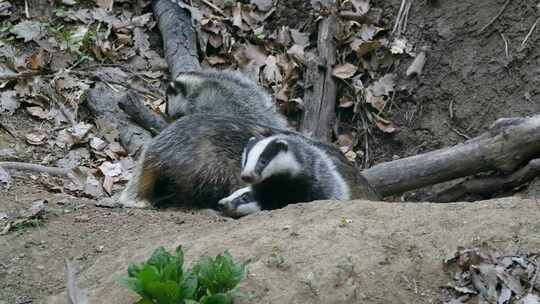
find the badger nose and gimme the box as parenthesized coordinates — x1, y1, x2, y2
(241, 173, 256, 183)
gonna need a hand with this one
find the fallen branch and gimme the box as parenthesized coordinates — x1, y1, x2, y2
(152, 0, 201, 118)
(0, 70, 45, 81)
(86, 84, 152, 157)
(118, 91, 169, 136)
(419, 158, 540, 203)
(300, 15, 338, 142)
(361, 115, 540, 197)
(0, 161, 71, 176)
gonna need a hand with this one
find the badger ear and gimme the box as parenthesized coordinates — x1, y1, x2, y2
(275, 139, 288, 152)
(169, 73, 205, 96)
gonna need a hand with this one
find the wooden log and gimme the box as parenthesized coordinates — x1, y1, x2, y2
(152, 0, 200, 79)
(118, 91, 169, 136)
(300, 15, 338, 143)
(421, 158, 540, 203)
(86, 84, 152, 157)
(152, 0, 201, 119)
(361, 115, 540, 197)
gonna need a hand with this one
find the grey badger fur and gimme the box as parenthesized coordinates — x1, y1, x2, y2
(120, 68, 289, 209)
(119, 115, 378, 212)
(218, 134, 360, 217)
(165, 69, 288, 129)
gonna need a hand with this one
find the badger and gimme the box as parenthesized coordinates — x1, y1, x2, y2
(119, 115, 378, 211)
(165, 69, 288, 129)
(118, 114, 284, 209)
(119, 69, 290, 209)
(218, 134, 378, 217)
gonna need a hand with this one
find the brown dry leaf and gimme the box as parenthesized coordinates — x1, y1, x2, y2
(338, 96, 354, 108)
(99, 161, 123, 194)
(27, 48, 49, 70)
(332, 63, 358, 79)
(207, 56, 227, 66)
(95, 0, 114, 11)
(26, 106, 50, 120)
(375, 119, 399, 133)
(25, 132, 47, 145)
(233, 3, 243, 28)
(352, 39, 381, 57)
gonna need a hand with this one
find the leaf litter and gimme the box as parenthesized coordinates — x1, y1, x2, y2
(442, 245, 540, 304)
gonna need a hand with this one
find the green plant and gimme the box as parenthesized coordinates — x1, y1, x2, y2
(116, 246, 246, 304)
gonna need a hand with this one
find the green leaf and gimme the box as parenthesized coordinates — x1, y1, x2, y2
(200, 293, 234, 304)
(115, 276, 144, 295)
(180, 272, 198, 300)
(145, 280, 181, 303)
(192, 252, 246, 297)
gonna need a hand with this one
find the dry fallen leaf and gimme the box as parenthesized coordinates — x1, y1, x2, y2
(11, 21, 45, 42)
(375, 119, 399, 133)
(332, 63, 358, 79)
(338, 96, 354, 108)
(25, 132, 47, 145)
(95, 0, 114, 10)
(351, 0, 370, 14)
(390, 37, 413, 55)
(372, 73, 396, 96)
(26, 106, 50, 120)
(0, 166, 12, 191)
(262, 55, 282, 85)
(0, 90, 19, 114)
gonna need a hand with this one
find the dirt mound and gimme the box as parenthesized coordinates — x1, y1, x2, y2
(47, 198, 540, 304)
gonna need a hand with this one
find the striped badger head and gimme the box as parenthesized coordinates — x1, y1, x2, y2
(240, 135, 301, 184)
(218, 187, 261, 218)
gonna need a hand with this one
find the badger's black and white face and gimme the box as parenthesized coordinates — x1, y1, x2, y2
(218, 187, 261, 218)
(241, 136, 301, 184)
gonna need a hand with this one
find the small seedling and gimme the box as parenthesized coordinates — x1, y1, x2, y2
(116, 246, 246, 304)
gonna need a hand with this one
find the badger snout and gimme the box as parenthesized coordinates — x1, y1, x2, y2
(240, 171, 259, 184)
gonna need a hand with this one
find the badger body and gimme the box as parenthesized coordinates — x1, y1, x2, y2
(165, 69, 288, 129)
(119, 114, 283, 209)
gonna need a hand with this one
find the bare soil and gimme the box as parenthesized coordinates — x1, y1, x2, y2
(1, 0, 540, 303)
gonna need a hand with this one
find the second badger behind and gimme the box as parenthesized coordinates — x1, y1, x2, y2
(218, 134, 378, 217)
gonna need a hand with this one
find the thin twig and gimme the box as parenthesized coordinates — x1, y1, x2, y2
(0, 70, 47, 81)
(24, 0, 29, 18)
(200, 0, 226, 17)
(444, 122, 471, 140)
(529, 258, 539, 294)
(477, 0, 512, 34)
(0, 161, 72, 176)
(392, 0, 407, 35)
(520, 16, 540, 49)
(499, 32, 509, 58)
